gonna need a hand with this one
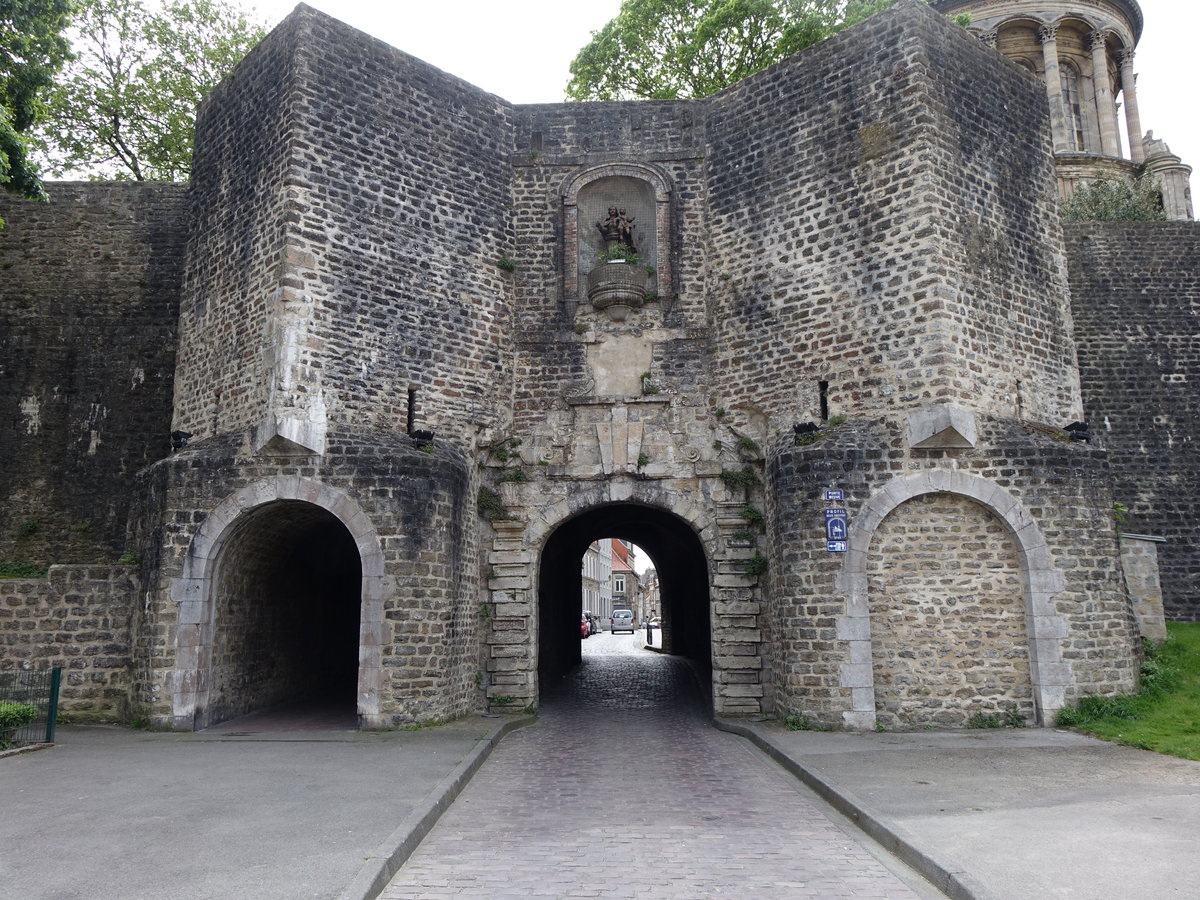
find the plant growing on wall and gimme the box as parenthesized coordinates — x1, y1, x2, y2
(597, 243, 646, 267)
(740, 504, 765, 530)
(1062, 175, 1167, 222)
(0, 561, 49, 579)
(720, 466, 760, 494)
(743, 551, 768, 579)
(477, 486, 513, 522)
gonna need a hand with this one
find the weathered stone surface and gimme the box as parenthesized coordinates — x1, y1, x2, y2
(0, 0, 1180, 732)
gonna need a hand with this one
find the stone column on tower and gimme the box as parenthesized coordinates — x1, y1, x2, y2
(1039, 24, 1067, 153)
(1089, 31, 1120, 157)
(1118, 49, 1145, 164)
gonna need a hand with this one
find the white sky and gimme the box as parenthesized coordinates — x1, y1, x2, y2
(243, 0, 1198, 176)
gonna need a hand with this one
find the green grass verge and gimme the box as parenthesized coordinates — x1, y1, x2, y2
(1056, 622, 1200, 760)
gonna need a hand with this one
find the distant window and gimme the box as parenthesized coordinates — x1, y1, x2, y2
(614, 575, 625, 593)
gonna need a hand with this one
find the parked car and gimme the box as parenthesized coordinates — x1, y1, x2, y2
(611, 609, 635, 634)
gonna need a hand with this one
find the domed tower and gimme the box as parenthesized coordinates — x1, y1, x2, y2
(933, 0, 1193, 219)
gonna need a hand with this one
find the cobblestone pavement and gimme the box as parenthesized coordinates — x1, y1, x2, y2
(380, 634, 939, 899)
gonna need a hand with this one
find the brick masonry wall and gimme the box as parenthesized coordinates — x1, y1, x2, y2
(0, 183, 187, 566)
(0, 566, 137, 721)
(1066, 222, 1200, 619)
(704, 1, 1080, 437)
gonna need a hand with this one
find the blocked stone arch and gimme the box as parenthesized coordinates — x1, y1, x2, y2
(168, 476, 388, 730)
(834, 470, 1071, 730)
(561, 161, 673, 304)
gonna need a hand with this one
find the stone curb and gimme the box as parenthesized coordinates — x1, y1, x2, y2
(337, 715, 536, 900)
(0, 741, 53, 760)
(714, 719, 988, 900)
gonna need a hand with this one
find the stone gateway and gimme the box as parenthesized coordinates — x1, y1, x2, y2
(1, 1, 1196, 731)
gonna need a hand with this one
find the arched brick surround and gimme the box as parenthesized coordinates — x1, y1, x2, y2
(168, 477, 388, 729)
(835, 470, 1071, 729)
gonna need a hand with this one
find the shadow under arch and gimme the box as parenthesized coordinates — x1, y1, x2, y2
(538, 502, 712, 698)
(169, 477, 387, 731)
(836, 470, 1072, 729)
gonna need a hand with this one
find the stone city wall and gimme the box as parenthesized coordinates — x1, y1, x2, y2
(173, 6, 518, 452)
(0, 566, 137, 721)
(0, 183, 187, 566)
(1066, 222, 1200, 620)
(767, 419, 1138, 727)
(170, 12, 306, 442)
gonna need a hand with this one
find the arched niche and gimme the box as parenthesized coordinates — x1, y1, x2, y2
(562, 162, 673, 304)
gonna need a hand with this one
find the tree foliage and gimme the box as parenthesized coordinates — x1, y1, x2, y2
(0, 0, 73, 213)
(34, 0, 264, 181)
(1061, 175, 1167, 223)
(565, 0, 901, 100)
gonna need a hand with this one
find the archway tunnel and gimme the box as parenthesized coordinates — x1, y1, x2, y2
(205, 500, 362, 727)
(538, 503, 712, 697)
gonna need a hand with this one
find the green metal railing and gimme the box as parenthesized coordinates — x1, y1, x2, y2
(0, 668, 61, 748)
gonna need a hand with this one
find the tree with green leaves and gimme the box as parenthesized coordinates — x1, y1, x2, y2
(0, 0, 74, 218)
(1061, 175, 1167, 223)
(34, 0, 264, 181)
(565, 0, 902, 101)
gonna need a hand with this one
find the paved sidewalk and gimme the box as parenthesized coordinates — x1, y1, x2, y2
(724, 723, 1200, 900)
(0, 714, 524, 900)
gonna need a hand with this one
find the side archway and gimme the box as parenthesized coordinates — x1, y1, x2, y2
(835, 471, 1070, 729)
(169, 477, 388, 730)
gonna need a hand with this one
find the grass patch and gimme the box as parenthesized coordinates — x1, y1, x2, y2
(0, 561, 49, 579)
(1055, 623, 1200, 760)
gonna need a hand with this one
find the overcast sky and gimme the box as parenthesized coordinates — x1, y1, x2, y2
(244, 0, 1197, 174)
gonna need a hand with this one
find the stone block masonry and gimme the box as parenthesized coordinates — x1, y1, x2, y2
(0, 566, 138, 721)
(1067, 223, 1200, 619)
(0, 0, 1182, 732)
(176, 6, 516, 453)
(704, 1, 1080, 433)
(0, 183, 188, 566)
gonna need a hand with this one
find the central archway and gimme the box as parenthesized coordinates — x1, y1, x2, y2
(537, 503, 712, 697)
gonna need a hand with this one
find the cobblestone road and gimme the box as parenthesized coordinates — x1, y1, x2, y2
(380, 634, 938, 899)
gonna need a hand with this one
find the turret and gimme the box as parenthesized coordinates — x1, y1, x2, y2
(933, 0, 1193, 219)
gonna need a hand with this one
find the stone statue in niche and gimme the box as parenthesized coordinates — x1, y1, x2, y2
(597, 206, 637, 252)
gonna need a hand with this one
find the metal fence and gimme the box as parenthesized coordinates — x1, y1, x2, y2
(0, 668, 61, 748)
